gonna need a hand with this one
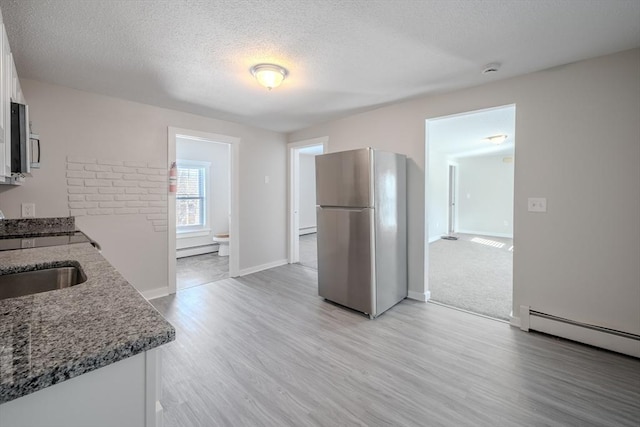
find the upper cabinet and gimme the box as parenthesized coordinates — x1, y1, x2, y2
(0, 12, 27, 180)
(0, 25, 6, 171)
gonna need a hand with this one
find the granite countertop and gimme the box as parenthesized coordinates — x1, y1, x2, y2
(0, 241, 175, 404)
(0, 217, 76, 237)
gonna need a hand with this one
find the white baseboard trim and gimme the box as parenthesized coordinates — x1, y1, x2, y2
(155, 401, 163, 427)
(238, 258, 288, 276)
(427, 235, 441, 243)
(141, 286, 170, 300)
(176, 244, 217, 259)
(509, 315, 521, 328)
(456, 229, 513, 239)
(299, 226, 317, 235)
(408, 290, 430, 302)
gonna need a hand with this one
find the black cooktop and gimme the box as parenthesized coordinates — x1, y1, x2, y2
(0, 231, 91, 251)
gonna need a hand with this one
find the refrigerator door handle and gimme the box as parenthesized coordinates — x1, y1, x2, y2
(317, 206, 368, 211)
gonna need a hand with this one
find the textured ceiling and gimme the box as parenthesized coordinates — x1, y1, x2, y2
(1, 0, 639, 133)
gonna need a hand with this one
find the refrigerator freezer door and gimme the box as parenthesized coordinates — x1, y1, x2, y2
(315, 148, 372, 208)
(317, 206, 374, 315)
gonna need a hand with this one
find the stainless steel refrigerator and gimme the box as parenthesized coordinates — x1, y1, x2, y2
(315, 148, 407, 318)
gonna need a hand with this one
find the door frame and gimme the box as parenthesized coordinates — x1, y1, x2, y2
(424, 103, 516, 306)
(167, 127, 240, 295)
(287, 136, 328, 263)
(447, 162, 458, 235)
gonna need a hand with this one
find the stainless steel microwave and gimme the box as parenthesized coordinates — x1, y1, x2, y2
(10, 101, 34, 175)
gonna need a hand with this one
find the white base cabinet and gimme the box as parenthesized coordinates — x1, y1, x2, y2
(0, 349, 162, 427)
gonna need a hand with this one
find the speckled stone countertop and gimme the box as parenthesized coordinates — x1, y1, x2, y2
(0, 242, 175, 404)
(0, 217, 75, 237)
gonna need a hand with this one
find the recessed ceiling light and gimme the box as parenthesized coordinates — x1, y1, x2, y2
(250, 63, 288, 90)
(482, 134, 508, 144)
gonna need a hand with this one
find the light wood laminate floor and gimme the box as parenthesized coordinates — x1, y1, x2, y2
(152, 264, 640, 427)
(176, 252, 229, 290)
(298, 233, 317, 270)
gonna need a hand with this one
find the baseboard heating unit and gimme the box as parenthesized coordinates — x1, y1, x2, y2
(519, 306, 640, 358)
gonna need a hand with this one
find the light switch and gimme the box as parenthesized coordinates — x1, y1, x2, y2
(527, 197, 547, 213)
(264, 176, 270, 184)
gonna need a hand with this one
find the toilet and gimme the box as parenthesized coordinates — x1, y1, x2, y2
(212, 233, 229, 257)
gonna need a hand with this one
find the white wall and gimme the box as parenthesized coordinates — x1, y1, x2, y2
(298, 153, 316, 231)
(456, 154, 514, 237)
(0, 79, 288, 294)
(176, 137, 230, 253)
(289, 48, 640, 338)
(427, 149, 449, 241)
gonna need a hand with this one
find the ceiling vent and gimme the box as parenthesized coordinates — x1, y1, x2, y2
(482, 63, 501, 74)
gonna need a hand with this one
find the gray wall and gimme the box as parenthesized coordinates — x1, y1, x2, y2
(456, 154, 514, 237)
(289, 48, 640, 338)
(0, 79, 288, 294)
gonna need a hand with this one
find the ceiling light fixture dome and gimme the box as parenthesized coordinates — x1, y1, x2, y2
(250, 63, 288, 90)
(482, 134, 508, 145)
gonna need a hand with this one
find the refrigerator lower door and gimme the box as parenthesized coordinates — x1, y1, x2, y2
(317, 206, 374, 315)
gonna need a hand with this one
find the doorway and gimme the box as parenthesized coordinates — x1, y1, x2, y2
(446, 163, 458, 238)
(425, 105, 516, 320)
(287, 137, 328, 268)
(167, 127, 240, 295)
(174, 137, 230, 289)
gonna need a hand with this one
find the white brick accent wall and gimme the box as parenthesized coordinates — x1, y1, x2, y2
(67, 156, 168, 232)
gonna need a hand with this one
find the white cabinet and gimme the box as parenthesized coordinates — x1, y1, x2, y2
(1, 23, 13, 179)
(10, 52, 22, 103)
(0, 24, 7, 178)
(0, 13, 26, 180)
(0, 349, 164, 427)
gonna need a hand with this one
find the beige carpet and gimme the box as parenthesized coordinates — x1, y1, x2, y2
(428, 233, 513, 320)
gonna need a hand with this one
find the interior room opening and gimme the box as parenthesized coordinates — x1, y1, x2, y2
(174, 136, 231, 290)
(288, 138, 327, 269)
(425, 104, 516, 321)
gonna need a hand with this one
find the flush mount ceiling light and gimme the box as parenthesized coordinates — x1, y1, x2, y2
(482, 134, 508, 145)
(250, 63, 288, 90)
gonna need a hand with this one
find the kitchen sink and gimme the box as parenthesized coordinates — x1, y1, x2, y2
(0, 265, 87, 300)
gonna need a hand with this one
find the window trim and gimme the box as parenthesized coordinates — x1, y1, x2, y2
(176, 160, 211, 233)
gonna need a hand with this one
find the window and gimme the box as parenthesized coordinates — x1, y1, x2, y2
(176, 161, 209, 231)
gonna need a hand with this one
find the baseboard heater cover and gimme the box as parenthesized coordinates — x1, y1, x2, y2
(176, 243, 218, 259)
(521, 306, 640, 357)
(530, 310, 640, 341)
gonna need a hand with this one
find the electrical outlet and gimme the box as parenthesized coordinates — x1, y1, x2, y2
(21, 203, 36, 218)
(527, 197, 547, 213)
(21, 239, 36, 249)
